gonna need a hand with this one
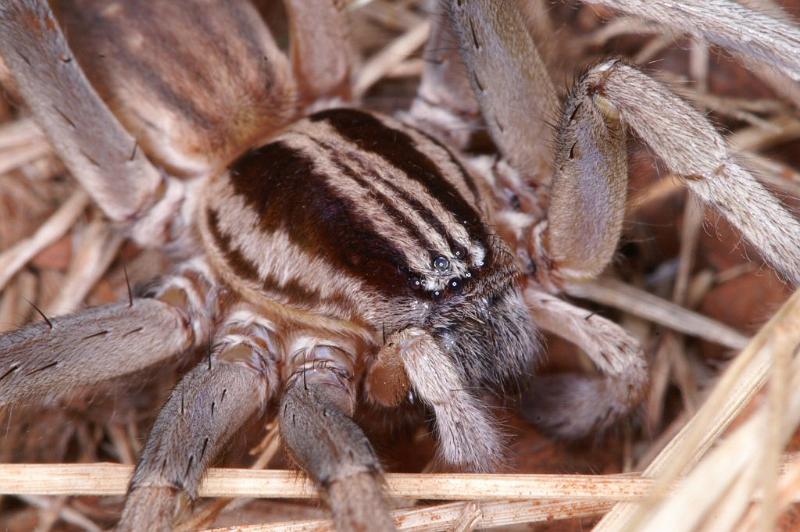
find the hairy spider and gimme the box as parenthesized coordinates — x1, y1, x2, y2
(1, 0, 800, 530)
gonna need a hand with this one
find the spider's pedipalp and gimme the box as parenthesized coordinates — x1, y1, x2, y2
(0, 0, 161, 221)
(390, 327, 506, 472)
(280, 343, 395, 532)
(523, 289, 647, 438)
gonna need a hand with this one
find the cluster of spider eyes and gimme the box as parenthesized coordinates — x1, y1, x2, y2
(407, 252, 475, 300)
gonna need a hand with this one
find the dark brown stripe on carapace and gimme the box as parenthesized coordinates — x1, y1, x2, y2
(325, 138, 469, 261)
(417, 127, 482, 205)
(309, 109, 488, 256)
(307, 135, 442, 262)
(227, 141, 422, 298)
(207, 206, 358, 313)
(261, 274, 358, 318)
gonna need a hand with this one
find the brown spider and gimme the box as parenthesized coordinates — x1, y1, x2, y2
(1, 0, 800, 530)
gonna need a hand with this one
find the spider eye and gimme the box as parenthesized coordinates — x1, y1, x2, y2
(448, 278, 462, 293)
(433, 255, 450, 271)
(432, 289, 443, 300)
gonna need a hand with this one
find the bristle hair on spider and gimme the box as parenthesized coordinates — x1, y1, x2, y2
(1, 1, 800, 530)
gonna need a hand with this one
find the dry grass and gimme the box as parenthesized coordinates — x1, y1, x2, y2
(2, 0, 800, 530)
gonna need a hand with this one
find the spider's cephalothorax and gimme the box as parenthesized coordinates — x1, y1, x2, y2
(201, 107, 537, 390)
(2, 0, 800, 530)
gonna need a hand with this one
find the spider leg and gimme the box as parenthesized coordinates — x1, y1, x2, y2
(119, 309, 277, 531)
(447, 0, 559, 181)
(541, 65, 628, 285)
(280, 342, 395, 532)
(407, 1, 481, 150)
(0, 261, 215, 406)
(444, 0, 632, 286)
(284, 0, 352, 103)
(450, 1, 800, 285)
(0, 0, 161, 221)
(522, 289, 647, 438)
(579, 60, 800, 285)
(583, 0, 800, 82)
(0, 299, 191, 406)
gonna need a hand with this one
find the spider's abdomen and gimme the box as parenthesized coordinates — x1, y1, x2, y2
(200, 109, 491, 328)
(56, 0, 297, 177)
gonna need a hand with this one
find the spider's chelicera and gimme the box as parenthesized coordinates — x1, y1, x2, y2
(1, 1, 799, 531)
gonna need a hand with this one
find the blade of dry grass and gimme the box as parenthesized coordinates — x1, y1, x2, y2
(754, 309, 794, 532)
(0, 189, 89, 292)
(673, 199, 704, 305)
(353, 20, 430, 98)
(43, 218, 123, 316)
(737, 455, 800, 531)
(0, 139, 51, 176)
(594, 288, 800, 531)
(581, 16, 662, 48)
(0, 464, 653, 501)
(728, 115, 800, 152)
(0, 269, 36, 332)
(640, 337, 800, 531)
(0, 118, 40, 149)
(18, 494, 101, 532)
(627, 177, 684, 214)
(698, 449, 762, 532)
(209, 500, 613, 531)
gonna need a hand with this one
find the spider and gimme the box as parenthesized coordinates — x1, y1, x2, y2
(1, 0, 800, 530)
